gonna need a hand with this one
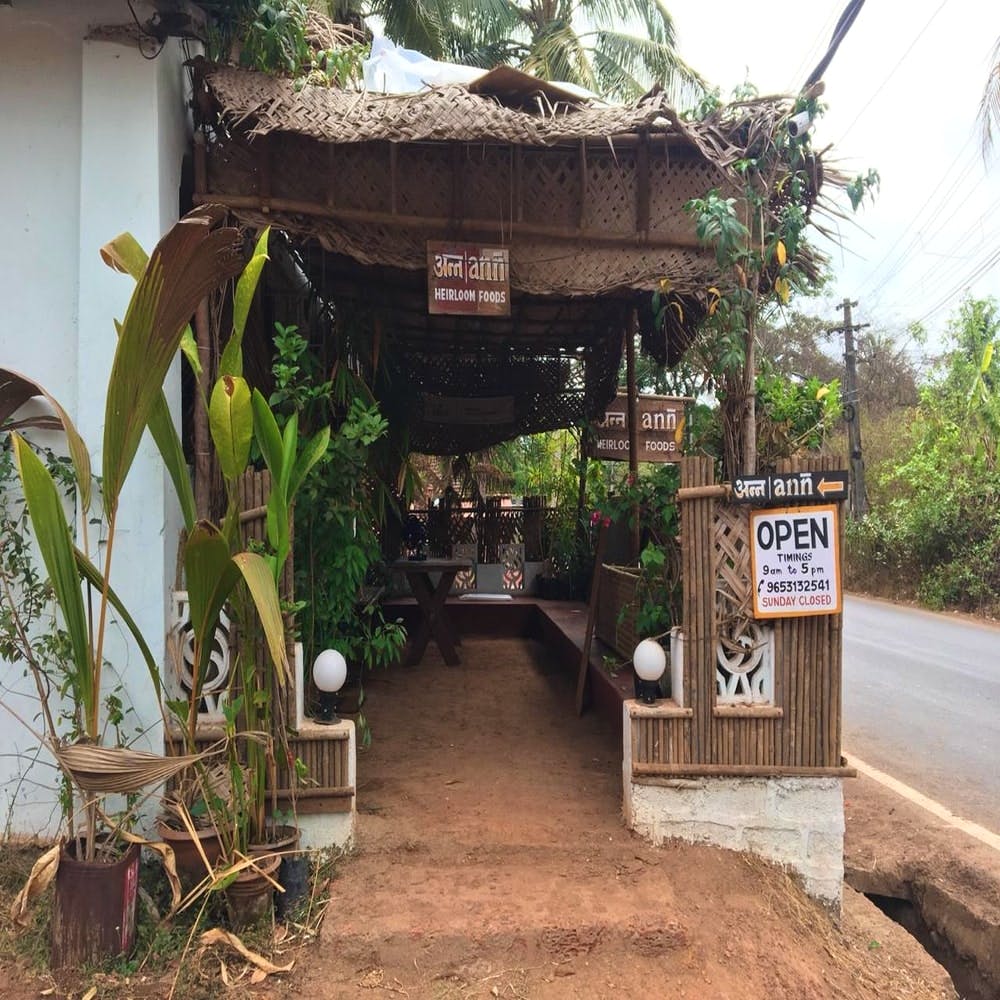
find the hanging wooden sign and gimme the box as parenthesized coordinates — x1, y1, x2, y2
(585, 393, 688, 463)
(427, 241, 510, 316)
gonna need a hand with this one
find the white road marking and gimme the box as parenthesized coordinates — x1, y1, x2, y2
(844, 752, 1000, 854)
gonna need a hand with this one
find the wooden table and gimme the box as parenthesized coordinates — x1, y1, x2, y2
(391, 558, 473, 665)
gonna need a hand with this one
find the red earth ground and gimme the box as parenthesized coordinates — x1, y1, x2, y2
(7, 634, 997, 999)
(284, 635, 960, 999)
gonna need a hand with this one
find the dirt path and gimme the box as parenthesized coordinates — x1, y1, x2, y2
(283, 636, 956, 999)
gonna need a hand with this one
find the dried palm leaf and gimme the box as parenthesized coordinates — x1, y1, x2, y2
(51, 740, 225, 795)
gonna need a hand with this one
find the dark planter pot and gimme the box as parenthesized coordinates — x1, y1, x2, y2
(250, 823, 308, 921)
(157, 819, 226, 887)
(51, 838, 140, 969)
(275, 854, 310, 921)
(225, 853, 281, 930)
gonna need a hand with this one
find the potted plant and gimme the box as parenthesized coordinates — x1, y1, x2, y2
(0, 208, 292, 956)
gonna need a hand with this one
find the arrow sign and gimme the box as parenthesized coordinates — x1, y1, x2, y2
(816, 476, 847, 498)
(732, 470, 848, 505)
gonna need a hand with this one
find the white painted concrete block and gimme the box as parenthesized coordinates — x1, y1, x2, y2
(624, 773, 844, 910)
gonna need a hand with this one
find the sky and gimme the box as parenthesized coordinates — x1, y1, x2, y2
(666, 0, 1000, 353)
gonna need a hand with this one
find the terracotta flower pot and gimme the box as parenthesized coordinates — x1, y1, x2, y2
(225, 852, 281, 929)
(156, 819, 226, 885)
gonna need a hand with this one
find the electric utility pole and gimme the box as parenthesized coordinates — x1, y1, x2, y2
(832, 298, 869, 518)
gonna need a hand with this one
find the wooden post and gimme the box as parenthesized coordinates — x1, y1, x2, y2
(576, 520, 609, 715)
(192, 132, 212, 519)
(193, 299, 212, 518)
(625, 313, 640, 562)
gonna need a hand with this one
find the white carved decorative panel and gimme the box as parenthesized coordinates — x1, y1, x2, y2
(169, 590, 231, 720)
(452, 543, 478, 592)
(501, 543, 525, 592)
(716, 621, 774, 703)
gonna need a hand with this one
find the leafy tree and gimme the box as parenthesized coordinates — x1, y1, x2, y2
(846, 296, 1000, 613)
(440, 0, 703, 102)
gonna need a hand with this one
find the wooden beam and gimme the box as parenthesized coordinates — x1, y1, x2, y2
(389, 143, 398, 216)
(576, 520, 608, 714)
(259, 135, 272, 213)
(677, 484, 730, 501)
(632, 763, 857, 778)
(625, 313, 640, 561)
(192, 192, 706, 250)
(712, 704, 784, 718)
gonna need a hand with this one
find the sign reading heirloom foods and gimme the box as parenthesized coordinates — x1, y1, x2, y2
(427, 241, 510, 316)
(749, 504, 842, 619)
(585, 393, 687, 463)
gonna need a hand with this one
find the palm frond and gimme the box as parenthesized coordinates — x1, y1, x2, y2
(980, 39, 1000, 159)
(522, 21, 596, 90)
(589, 28, 704, 103)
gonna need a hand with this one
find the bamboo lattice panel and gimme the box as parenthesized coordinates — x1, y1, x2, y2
(714, 503, 751, 615)
(595, 565, 641, 659)
(663, 456, 845, 774)
(165, 730, 354, 812)
(206, 137, 728, 296)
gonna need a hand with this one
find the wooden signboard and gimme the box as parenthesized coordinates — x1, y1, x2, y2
(750, 504, 842, 618)
(427, 241, 510, 316)
(732, 471, 848, 505)
(585, 393, 687, 463)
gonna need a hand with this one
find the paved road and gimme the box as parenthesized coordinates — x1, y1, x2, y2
(842, 594, 1000, 833)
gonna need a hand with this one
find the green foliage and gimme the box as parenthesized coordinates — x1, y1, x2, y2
(670, 86, 877, 479)
(755, 372, 840, 466)
(400, 0, 705, 104)
(600, 464, 681, 636)
(846, 169, 881, 211)
(241, 0, 311, 74)
(262, 324, 406, 678)
(846, 296, 1000, 614)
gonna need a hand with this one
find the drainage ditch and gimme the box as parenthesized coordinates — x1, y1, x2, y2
(846, 868, 999, 1000)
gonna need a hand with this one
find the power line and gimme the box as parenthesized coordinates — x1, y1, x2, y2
(785, 2, 843, 93)
(835, 0, 950, 144)
(855, 132, 979, 297)
(913, 243, 1000, 326)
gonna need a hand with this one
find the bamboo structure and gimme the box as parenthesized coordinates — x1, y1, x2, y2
(629, 456, 851, 776)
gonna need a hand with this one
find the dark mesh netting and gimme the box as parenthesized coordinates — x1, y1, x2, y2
(382, 336, 622, 454)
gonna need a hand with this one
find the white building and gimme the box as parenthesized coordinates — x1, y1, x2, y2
(0, 0, 189, 835)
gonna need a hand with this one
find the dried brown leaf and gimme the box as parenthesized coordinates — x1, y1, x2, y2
(199, 928, 294, 975)
(10, 844, 59, 926)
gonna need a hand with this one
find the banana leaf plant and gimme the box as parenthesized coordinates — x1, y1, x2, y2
(0, 208, 288, 861)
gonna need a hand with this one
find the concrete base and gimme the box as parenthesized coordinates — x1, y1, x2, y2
(296, 718, 356, 852)
(298, 809, 355, 853)
(624, 739, 844, 908)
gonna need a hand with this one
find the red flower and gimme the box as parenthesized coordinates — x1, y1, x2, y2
(590, 510, 602, 525)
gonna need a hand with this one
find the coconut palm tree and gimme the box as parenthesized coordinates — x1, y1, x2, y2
(981, 38, 1000, 156)
(441, 0, 704, 103)
(359, 0, 702, 103)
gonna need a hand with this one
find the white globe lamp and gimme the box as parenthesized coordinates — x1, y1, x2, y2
(633, 638, 666, 704)
(313, 648, 348, 724)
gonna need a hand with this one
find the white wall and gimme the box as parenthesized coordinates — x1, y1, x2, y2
(0, 2, 189, 836)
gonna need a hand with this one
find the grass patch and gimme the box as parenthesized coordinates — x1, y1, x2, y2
(0, 839, 341, 998)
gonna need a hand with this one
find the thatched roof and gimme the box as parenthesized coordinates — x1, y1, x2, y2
(193, 63, 826, 453)
(201, 62, 775, 169)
